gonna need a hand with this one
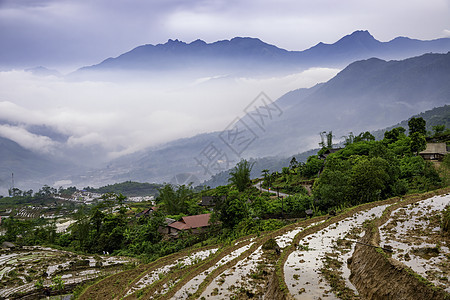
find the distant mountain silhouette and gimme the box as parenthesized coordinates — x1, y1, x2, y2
(74, 30, 450, 78)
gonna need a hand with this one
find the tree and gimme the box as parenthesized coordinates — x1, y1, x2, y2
(350, 157, 390, 204)
(384, 127, 406, 142)
(408, 117, 426, 136)
(282, 167, 292, 185)
(326, 131, 334, 148)
(228, 159, 254, 192)
(261, 169, 270, 188)
(289, 157, 298, 169)
(302, 156, 324, 178)
(343, 132, 354, 146)
(354, 131, 375, 143)
(215, 190, 248, 229)
(433, 124, 445, 134)
(8, 187, 22, 197)
(158, 184, 194, 215)
(410, 132, 427, 155)
(314, 158, 351, 208)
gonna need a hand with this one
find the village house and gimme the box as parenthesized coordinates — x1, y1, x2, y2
(157, 218, 177, 235)
(199, 195, 225, 209)
(135, 206, 158, 218)
(318, 148, 343, 160)
(419, 142, 449, 161)
(162, 213, 211, 237)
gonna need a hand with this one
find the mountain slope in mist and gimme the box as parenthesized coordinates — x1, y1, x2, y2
(84, 52, 450, 186)
(0, 136, 74, 194)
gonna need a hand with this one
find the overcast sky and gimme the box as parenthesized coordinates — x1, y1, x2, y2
(1, 0, 449, 71)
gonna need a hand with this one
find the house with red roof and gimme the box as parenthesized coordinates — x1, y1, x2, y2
(167, 213, 211, 236)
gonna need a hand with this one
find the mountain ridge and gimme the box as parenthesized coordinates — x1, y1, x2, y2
(74, 30, 450, 77)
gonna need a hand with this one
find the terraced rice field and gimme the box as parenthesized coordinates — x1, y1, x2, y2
(52, 190, 450, 299)
(379, 194, 450, 292)
(0, 246, 134, 299)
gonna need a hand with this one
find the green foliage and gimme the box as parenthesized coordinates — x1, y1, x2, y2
(315, 159, 351, 207)
(350, 157, 391, 204)
(384, 127, 406, 142)
(408, 117, 426, 136)
(302, 155, 324, 178)
(215, 189, 249, 229)
(58, 186, 77, 197)
(34, 279, 44, 290)
(228, 159, 254, 192)
(158, 184, 199, 215)
(410, 132, 427, 154)
(443, 154, 450, 168)
(51, 275, 65, 295)
(399, 156, 425, 178)
(85, 181, 162, 197)
(432, 125, 446, 136)
(313, 130, 443, 211)
(354, 131, 375, 143)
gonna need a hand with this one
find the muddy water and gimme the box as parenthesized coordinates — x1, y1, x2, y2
(173, 242, 254, 299)
(379, 194, 450, 292)
(284, 205, 388, 299)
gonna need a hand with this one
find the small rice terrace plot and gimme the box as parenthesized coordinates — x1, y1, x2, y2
(283, 204, 389, 299)
(379, 194, 450, 292)
(0, 246, 133, 299)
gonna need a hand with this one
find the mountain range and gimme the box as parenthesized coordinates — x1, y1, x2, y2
(73, 30, 450, 79)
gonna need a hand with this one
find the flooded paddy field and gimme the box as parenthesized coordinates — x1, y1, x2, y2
(125, 248, 218, 297)
(380, 193, 450, 292)
(0, 245, 135, 299)
(284, 205, 389, 299)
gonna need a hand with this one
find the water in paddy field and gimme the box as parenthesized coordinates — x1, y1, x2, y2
(380, 194, 450, 292)
(285, 205, 389, 299)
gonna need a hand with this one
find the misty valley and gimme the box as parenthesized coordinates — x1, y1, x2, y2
(1, 30, 450, 299)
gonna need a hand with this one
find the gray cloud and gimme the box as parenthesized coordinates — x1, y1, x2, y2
(0, 68, 339, 158)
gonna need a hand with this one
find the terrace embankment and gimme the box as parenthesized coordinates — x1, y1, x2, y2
(349, 188, 450, 300)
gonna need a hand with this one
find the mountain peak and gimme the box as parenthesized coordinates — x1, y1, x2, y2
(337, 30, 378, 43)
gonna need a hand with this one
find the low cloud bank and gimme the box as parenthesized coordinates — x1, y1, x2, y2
(0, 67, 339, 160)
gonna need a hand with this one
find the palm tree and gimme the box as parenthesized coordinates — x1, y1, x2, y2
(261, 169, 270, 188)
(229, 159, 255, 192)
